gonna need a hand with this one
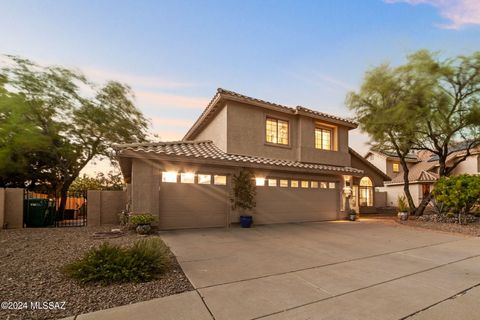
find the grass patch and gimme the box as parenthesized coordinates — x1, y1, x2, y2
(64, 237, 171, 285)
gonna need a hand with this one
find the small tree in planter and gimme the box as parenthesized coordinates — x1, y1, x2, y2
(130, 213, 157, 234)
(231, 169, 256, 228)
(397, 195, 409, 221)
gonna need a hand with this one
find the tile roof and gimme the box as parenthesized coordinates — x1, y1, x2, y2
(184, 88, 357, 140)
(386, 160, 438, 185)
(115, 140, 363, 175)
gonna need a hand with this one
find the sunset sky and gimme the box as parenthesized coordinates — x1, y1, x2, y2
(0, 0, 478, 174)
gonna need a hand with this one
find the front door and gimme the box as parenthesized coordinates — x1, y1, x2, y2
(351, 185, 359, 212)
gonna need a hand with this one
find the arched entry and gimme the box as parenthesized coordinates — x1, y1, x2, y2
(359, 176, 373, 207)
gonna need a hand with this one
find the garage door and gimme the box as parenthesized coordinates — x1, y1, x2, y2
(254, 182, 339, 224)
(159, 183, 228, 229)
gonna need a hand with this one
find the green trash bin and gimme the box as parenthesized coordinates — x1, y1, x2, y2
(24, 198, 54, 227)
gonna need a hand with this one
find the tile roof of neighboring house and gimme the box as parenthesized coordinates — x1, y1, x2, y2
(386, 160, 438, 185)
(183, 88, 357, 140)
(367, 150, 419, 161)
(115, 140, 364, 175)
(428, 142, 480, 161)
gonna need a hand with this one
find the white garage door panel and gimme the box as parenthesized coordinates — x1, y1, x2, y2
(255, 188, 338, 224)
(159, 183, 228, 229)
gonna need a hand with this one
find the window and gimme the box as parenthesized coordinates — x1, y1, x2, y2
(359, 177, 373, 206)
(268, 179, 277, 187)
(311, 181, 319, 188)
(279, 179, 289, 187)
(392, 162, 400, 173)
(198, 174, 211, 184)
(266, 117, 289, 145)
(162, 171, 177, 183)
(255, 177, 265, 186)
(180, 172, 195, 184)
(301, 181, 309, 188)
(320, 182, 328, 189)
(291, 180, 299, 188)
(328, 182, 336, 189)
(214, 175, 227, 185)
(315, 127, 332, 150)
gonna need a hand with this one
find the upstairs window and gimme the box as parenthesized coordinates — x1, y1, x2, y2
(315, 127, 332, 150)
(392, 162, 400, 173)
(266, 117, 289, 145)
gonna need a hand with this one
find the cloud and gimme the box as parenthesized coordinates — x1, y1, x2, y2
(385, 0, 480, 29)
(136, 90, 209, 109)
(83, 67, 197, 89)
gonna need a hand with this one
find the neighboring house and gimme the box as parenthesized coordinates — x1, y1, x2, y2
(116, 88, 389, 229)
(365, 148, 480, 207)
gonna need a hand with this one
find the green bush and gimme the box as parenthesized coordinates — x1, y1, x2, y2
(64, 238, 171, 284)
(129, 213, 157, 225)
(432, 175, 480, 215)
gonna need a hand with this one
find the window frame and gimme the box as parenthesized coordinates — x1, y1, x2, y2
(392, 162, 400, 173)
(315, 126, 333, 151)
(265, 116, 290, 146)
(213, 175, 227, 186)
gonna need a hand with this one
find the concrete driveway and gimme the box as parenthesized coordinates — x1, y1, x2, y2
(160, 220, 480, 320)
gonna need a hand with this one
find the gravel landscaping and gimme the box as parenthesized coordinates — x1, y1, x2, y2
(398, 217, 480, 237)
(0, 226, 193, 320)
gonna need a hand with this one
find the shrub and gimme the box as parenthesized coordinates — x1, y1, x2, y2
(64, 238, 171, 284)
(432, 175, 480, 215)
(129, 213, 157, 225)
(397, 195, 408, 212)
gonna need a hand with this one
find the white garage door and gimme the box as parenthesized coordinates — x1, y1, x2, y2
(159, 183, 229, 229)
(254, 181, 339, 224)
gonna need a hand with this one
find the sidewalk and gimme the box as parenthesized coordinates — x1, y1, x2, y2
(64, 291, 212, 320)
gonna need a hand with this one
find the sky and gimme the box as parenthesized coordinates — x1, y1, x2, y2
(0, 0, 479, 175)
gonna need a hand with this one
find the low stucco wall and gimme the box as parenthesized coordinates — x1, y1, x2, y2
(1, 188, 24, 229)
(374, 191, 387, 207)
(87, 190, 127, 226)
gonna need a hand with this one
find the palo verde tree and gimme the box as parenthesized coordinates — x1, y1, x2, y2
(0, 56, 148, 213)
(407, 51, 480, 215)
(347, 63, 429, 213)
(349, 50, 480, 215)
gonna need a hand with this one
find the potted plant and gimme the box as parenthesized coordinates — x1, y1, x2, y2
(129, 213, 157, 234)
(348, 209, 357, 221)
(231, 169, 256, 228)
(397, 195, 409, 221)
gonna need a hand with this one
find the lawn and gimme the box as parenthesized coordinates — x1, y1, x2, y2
(0, 226, 193, 320)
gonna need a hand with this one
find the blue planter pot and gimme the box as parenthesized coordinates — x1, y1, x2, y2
(240, 215, 253, 228)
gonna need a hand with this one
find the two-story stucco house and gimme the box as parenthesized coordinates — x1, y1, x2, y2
(116, 89, 389, 229)
(366, 148, 480, 207)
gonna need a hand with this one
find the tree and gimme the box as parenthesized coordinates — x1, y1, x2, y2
(347, 63, 428, 213)
(348, 50, 480, 215)
(0, 56, 148, 212)
(69, 171, 125, 192)
(231, 169, 256, 214)
(407, 51, 480, 215)
(432, 175, 480, 223)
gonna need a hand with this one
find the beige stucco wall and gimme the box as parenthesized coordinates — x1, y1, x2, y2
(195, 105, 228, 151)
(87, 190, 127, 226)
(226, 101, 299, 161)
(366, 153, 387, 174)
(0, 188, 5, 229)
(450, 155, 479, 175)
(374, 191, 387, 207)
(4, 188, 24, 229)
(385, 184, 422, 207)
(350, 155, 385, 187)
(131, 158, 160, 216)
